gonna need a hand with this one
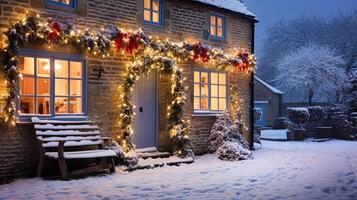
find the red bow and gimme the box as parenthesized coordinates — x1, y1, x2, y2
(126, 33, 140, 54)
(114, 32, 126, 51)
(48, 22, 61, 45)
(193, 43, 209, 62)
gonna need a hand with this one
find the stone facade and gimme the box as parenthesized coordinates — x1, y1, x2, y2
(0, 0, 255, 183)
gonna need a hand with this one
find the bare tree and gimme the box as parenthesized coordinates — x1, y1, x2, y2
(275, 44, 347, 105)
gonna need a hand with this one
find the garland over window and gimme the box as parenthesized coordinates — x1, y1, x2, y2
(0, 14, 256, 157)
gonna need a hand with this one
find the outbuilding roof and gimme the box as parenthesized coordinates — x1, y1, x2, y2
(193, 0, 256, 19)
(255, 76, 284, 95)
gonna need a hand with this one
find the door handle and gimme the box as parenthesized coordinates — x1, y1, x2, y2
(139, 107, 143, 112)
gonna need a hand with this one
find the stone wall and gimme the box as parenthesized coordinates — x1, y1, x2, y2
(0, 0, 254, 182)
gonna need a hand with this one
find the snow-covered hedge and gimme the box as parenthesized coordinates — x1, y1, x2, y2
(308, 106, 326, 122)
(206, 112, 252, 161)
(254, 107, 263, 121)
(287, 107, 310, 128)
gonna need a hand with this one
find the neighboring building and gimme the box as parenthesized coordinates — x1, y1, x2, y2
(254, 76, 283, 127)
(0, 0, 257, 182)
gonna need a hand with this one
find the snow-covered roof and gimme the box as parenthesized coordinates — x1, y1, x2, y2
(255, 76, 284, 95)
(193, 0, 256, 19)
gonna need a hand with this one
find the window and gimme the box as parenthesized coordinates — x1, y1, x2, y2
(193, 71, 227, 112)
(18, 55, 85, 117)
(144, 0, 163, 25)
(210, 14, 226, 39)
(46, 0, 76, 8)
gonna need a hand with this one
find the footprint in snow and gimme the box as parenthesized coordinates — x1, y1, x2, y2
(248, 178, 258, 183)
(323, 187, 331, 194)
(304, 185, 314, 190)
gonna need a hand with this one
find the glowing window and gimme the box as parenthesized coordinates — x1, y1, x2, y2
(193, 71, 227, 111)
(143, 0, 163, 25)
(46, 0, 76, 8)
(210, 14, 226, 39)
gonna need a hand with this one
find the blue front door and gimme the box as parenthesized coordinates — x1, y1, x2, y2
(254, 102, 268, 126)
(132, 72, 157, 149)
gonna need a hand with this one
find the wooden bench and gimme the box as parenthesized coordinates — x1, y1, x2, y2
(32, 118, 116, 180)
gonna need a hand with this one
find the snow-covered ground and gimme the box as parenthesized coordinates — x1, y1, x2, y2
(1, 140, 357, 200)
(261, 129, 288, 140)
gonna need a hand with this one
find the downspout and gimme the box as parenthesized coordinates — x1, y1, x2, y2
(250, 22, 256, 150)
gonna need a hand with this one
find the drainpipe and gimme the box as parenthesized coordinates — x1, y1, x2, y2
(250, 22, 256, 150)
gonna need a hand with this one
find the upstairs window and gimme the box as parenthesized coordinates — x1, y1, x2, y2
(210, 14, 226, 39)
(46, 0, 76, 8)
(193, 70, 228, 112)
(144, 0, 163, 25)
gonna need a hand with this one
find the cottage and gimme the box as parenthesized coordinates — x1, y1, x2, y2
(254, 76, 283, 127)
(0, 0, 257, 182)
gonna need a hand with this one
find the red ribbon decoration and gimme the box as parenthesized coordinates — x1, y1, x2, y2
(236, 52, 249, 71)
(48, 22, 61, 45)
(114, 32, 126, 51)
(193, 42, 210, 62)
(126, 33, 140, 54)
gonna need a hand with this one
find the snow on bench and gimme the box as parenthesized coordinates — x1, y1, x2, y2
(34, 124, 99, 130)
(45, 149, 116, 159)
(36, 130, 101, 136)
(41, 139, 104, 148)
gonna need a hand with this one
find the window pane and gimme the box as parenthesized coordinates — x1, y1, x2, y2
(211, 85, 218, 97)
(219, 73, 226, 84)
(70, 80, 82, 96)
(194, 71, 200, 82)
(210, 26, 216, 36)
(20, 77, 34, 95)
(217, 27, 223, 37)
(153, 0, 160, 11)
(19, 57, 34, 75)
(55, 97, 68, 113)
(219, 85, 226, 97)
(61, 0, 71, 5)
(55, 79, 68, 96)
(211, 73, 218, 84)
(37, 78, 50, 96)
(217, 17, 223, 27)
(144, 10, 151, 21)
(201, 72, 208, 84)
(211, 98, 218, 110)
(201, 84, 208, 96)
(70, 98, 82, 113)
(194, 83, 200, 96)
(37, 58, 50, 77)
(219, 98, 226, 111)
(201, 98, 208, 110)
(70, 62, 82, 78)
(144, 0, 151, 9)
(194, 97, 200, 110)
(210, 16, 216, 26)
(37, 97, 50, 114)
(55, 60, 68, 78)
(152, 12, 160, 23)
(20, 97, 35, 114)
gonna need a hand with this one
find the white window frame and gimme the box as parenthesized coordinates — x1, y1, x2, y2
(193, 69, 229, 114)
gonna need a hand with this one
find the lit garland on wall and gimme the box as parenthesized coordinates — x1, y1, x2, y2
(0, 14, 256, 157)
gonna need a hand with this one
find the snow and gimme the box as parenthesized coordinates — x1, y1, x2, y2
(261, 129, 288, 140)
(42, 140, 103, 148)
(255, 76, 284, 94)
(34, 124, 99, 130)
(36, 130, 100, 136)
(1, 140, 356, 199)
(136, 147, 157, 153)
(194, 0, 256, 18)
(135, 156, 194, 168)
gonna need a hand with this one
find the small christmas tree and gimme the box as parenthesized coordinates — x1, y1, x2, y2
(206, 112, 231, 153)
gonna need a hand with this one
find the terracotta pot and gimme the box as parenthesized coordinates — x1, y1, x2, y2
(287, 130, 295, 141)
(293, 129, 305, 141)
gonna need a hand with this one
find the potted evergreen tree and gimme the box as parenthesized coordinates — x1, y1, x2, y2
(287, 107, 310, 141)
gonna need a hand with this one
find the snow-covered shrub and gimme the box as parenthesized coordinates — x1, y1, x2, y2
(124, 151, 138, 168)
(206, 112, 231, 153)
(254, 107, 263, 121)
(206, 112, 252, 161)
(308, 106, 326, 122)
(287, 107, 310, 128)
(216, 141, 252, 161)
(110, 141, 138, 167)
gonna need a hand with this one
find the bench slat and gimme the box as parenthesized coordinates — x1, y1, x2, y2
(34, 124, 99, 130)
(42, 140, 103, 148)
(45, 149, 116, 159)
(39, 136, 102, 142)
(36, 130, 100, 136)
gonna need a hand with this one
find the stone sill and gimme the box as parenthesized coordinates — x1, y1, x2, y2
(191, 112, 223, 117)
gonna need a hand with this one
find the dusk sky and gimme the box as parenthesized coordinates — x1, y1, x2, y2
(244, 0, 357, 56)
